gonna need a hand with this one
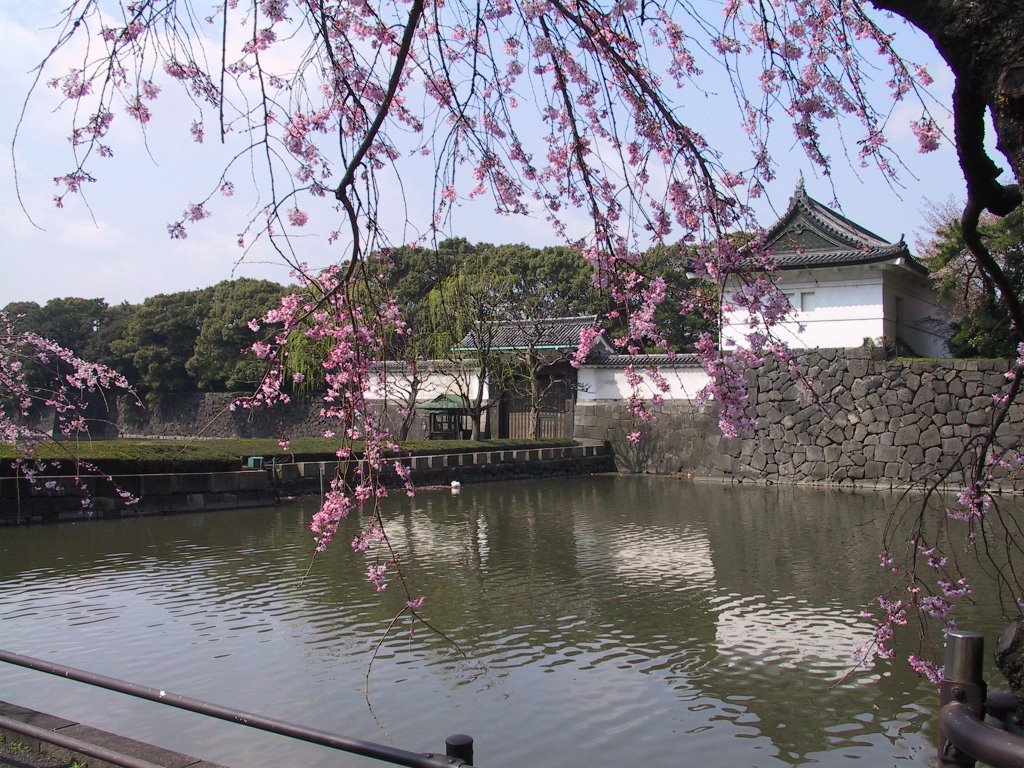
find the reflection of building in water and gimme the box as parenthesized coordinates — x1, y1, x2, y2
(581, 488, 874, 678)
(605, 523, 718, 588)
(690, 482, 921, 761)
(714, 596, 872, 675)
(695, 485, 884, 680)
(375, 478, 928, 765)
(565, 478, 922, 762)
(700, 484, 892, 604)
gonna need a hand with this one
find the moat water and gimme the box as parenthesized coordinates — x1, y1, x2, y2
(0, 476, 1018, 767)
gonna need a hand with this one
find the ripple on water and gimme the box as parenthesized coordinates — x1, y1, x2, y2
(0, 482, 1000, 768)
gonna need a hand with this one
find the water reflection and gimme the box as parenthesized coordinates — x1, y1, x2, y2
(0, 477, 1013, 767)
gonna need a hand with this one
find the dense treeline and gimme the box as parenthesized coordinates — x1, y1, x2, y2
(4, 241, 705, 400)
(4, 278, 290, 400)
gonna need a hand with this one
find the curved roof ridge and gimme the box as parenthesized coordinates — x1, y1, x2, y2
(765, 178, 901, 251)
(755, 178, 923, 273)
(798, 192, 895, 249)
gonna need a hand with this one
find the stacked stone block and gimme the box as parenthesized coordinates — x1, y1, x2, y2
(576, 348, 1024, 491)
(574, 400, 710, 474)
(706, 349, 1020, 490)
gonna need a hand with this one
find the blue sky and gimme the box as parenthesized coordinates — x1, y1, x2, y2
(0, 2, 980, 308)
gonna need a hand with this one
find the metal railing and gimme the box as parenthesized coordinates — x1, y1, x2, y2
(0, 649, 474, 768)
(17, 632, 1024, 768)
(939, 630, 1024, 768)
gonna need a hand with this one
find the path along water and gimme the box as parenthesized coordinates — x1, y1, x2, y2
(0, 476, 1019, 767)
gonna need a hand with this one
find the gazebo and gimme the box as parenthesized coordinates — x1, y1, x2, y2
(420, 394, 473, 440)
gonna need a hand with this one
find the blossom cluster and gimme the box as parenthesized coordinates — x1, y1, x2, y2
(234, 267, 416, 596)
(0, 311, 139, 508)
(31, 0, 955, 652)
(36, 0, 939, 276)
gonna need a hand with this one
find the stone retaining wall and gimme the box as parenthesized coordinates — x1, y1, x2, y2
(0, 470, 275, 524)
(268, 444, 615, 495)
(708, 348, 1021, 490)
(0, 445, 615, 524)
(574, 348, 1024, 491)
(115, 392, 339, 439)
(574, 400, 710, 474)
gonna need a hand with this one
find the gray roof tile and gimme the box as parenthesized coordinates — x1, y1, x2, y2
(760, 179, 924, 274)
(455, 315, 608, 353)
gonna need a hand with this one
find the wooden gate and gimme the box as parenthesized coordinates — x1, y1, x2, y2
(499, 374, 574, 439)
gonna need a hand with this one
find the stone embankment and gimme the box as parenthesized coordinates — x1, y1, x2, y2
(709, 349, 1020, 490)
(0, 470, 274, 525)
(0, 699, 227, 768)
(0, 444, 615, 524)
(269, 443, 612, 495)
(577, 348, 1024, 491)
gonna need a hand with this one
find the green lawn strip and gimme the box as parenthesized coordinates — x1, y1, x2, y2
(0, 437, 576, 476)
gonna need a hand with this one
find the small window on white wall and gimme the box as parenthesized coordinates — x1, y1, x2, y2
(799, 291, 816, 312)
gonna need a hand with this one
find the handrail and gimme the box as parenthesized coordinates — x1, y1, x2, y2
(0, 712, 167, 768)
(0, 649, 473, 767)
(940, 702, 1024, 768)
(939, 630, 1024, 768)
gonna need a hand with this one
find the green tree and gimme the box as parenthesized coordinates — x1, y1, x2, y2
(186, 279, 288, 391)
(488, 244, 604, 320)
(921, 201, 1024, 357)
(428, 248, 516, 439)
(2, 298, 119, 392)
(83, 301, 142, 385)
(1, 302, 42, 328)
(634, 244, 714, 352)
(32, 298, 109, 355)
(375, 241, 460, 317)
(115, 288, 216, 398)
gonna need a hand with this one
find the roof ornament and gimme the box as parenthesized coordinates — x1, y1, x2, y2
(789, 174, 808, 207)
(757, 180, 923, 274)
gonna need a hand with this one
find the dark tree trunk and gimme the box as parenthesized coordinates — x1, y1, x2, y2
(873, 1, 1024, 203)
(874, 0, 1024, 694)
(996, 623, 1024, 699)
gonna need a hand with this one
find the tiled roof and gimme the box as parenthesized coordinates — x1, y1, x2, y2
(420, 394, 471, 410)
(371, 359, 474, 372)
(584, 353, 702, 368)
(771, 246, 908, 268)
(761, 179, 925, 274)
(455, 315, 610, 353)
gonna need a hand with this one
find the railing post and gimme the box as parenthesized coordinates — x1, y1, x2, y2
(446, 733, 473, 765)
(940, 630, 987, 768)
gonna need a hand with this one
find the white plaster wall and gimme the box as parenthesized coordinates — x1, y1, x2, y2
(723, 266, 903, 351)
(366, 367, 489, 401)
(882, 271, 951, 358)
(578, 365, 710, 401)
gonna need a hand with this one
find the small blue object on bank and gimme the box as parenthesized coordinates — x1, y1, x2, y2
(246, 456, 264, 469)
